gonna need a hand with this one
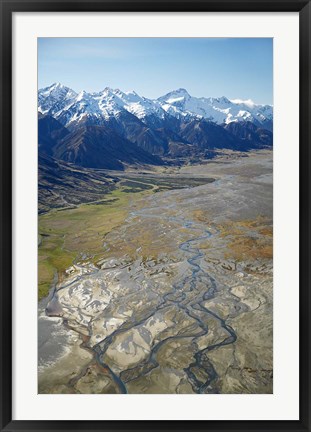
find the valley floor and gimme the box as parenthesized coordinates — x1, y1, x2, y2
(38, 150, 273, 394)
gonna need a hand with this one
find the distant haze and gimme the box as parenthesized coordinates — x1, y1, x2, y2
(38, 38, 273, 105)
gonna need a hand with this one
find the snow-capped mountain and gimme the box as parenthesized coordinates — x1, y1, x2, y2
(38, 83, 168, 129)
(38, 83, 273, 171)
(38, 82, 78, 115)
(38, 83, 273, 130)
(158, 88, 273, 127)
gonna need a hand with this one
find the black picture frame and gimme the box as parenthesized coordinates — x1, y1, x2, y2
(1, 0, 310, 431)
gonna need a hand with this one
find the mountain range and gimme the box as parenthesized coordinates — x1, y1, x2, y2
(38, 83, 273, 170)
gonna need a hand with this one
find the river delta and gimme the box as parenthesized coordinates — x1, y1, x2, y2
(38, 150, 273, 394)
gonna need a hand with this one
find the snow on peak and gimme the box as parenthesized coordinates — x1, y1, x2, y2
(174, 88, 190, 96)
(125, 90, 139, 97)
(230, 98, 256, 109)
(47, 82, 62, 91)
(38, 83, 78, 115)
(38, 83, 273, 127)
(39, 82, 75, 97)
(218, 96, 231, 104)
(76, 90, 90, 101)
(158, 88, 190, 103)
(52, 82, 63, 89)
(158, 90, 272, 124)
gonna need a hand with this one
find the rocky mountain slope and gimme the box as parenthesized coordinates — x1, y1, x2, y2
(38, 153, 119, 213)
(38, 83, 273, 170)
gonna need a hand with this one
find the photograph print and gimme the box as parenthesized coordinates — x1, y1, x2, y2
(38, 37, 273, 394)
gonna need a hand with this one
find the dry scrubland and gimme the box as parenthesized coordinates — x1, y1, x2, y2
(38, 150, 273, 394)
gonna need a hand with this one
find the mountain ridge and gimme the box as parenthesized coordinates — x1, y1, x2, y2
(38, 83, 273, 171)
(39, 83, 273, 131)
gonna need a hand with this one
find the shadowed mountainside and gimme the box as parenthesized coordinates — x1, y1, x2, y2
(38, 153, 119, 213)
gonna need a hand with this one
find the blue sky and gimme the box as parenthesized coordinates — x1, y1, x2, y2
(38, 38, 273, 104)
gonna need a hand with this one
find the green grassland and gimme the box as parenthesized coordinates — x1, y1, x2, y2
(38, 186, 148, 300)
(38, 175, 213, 301)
